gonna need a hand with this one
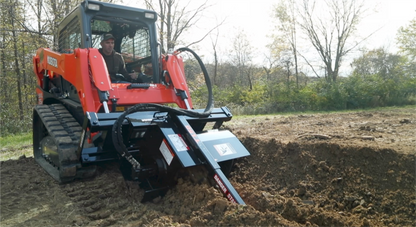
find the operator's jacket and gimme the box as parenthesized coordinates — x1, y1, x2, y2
(98, 48, 135, 82)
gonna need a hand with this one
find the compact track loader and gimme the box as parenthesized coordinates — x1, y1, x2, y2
(33, 0, 249, 204)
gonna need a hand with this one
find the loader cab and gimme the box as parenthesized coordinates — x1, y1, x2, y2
(57, 0, 159, 82)
(89, 19, 153, 74)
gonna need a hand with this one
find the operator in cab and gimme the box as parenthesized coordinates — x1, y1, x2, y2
(99, 33, 139, 82)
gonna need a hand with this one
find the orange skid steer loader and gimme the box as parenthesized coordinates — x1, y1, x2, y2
(32, 0, 250, 204)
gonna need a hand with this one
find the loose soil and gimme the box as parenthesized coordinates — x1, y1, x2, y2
(1, 107, 415, 226)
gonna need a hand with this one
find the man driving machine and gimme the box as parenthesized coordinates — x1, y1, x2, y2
(99, 33, 139, 82)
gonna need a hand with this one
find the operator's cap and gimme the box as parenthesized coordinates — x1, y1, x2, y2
(102, 33, 115, 41)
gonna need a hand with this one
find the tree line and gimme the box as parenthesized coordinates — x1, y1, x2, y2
(189, 0, 415, 114)
(1, 0, 415, 136)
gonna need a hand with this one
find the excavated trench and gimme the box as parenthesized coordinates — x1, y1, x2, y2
(1, 138, 414, 226)
(1, 108, 415, 226)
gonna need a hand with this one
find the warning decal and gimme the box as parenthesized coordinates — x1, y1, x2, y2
(168, 134, 189, 152)
(159, 139, 174, 165)
(214, 143, 236, 156)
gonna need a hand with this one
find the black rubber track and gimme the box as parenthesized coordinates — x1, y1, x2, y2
(33, 104, 94, 183)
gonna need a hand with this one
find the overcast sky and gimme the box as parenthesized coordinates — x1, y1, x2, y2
(199, 0, 415, 59)
(129, 0, 416, 72)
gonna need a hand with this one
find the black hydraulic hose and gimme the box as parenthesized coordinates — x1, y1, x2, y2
(112, 47, 214, 167)
(176, 47, 214, 116)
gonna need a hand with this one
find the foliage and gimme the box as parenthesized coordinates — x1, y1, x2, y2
(0, 102, 33, 136)
(397, 18, 416, 59)
(395, 17, 416, 105)
(348, 48, 416, 107)
(189, 48, 415, 114)
(1, 0, 415, 137)
(1, 0, 39, 136)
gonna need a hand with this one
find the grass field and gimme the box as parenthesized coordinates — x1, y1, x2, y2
(1, 105, 414, 161)
(0, 133, 32, 161)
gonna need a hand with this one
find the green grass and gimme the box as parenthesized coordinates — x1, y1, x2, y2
(1, 105, 414, 161)
(231, 104, 416, 119)
(0, 132, 33, 161)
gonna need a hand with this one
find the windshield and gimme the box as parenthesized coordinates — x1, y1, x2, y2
(90, 18, 152, 62)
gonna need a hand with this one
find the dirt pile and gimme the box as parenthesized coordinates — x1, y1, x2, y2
(1, 107, 415, 226)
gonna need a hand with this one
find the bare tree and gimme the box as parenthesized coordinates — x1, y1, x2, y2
(262, 51, 278, 82)
(25, 0, 44, 37)
(298, 0, 366, 83)
(210, 31, 219, 86)
(45, 0, 80, 49)
(230, 30, 254, 90)
(273, 0, 299, 88)
(144, 0, 222, 53)
(0, 0, 11, 105)
(280, 50, 293, 87)
(11, 0, 83, 49)
(9, 0, 24, 120)
(263, 34, 290, 82)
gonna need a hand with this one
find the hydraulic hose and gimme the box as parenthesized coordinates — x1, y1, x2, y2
(176, 47, 214, 116)
(112, 47, 214, 167)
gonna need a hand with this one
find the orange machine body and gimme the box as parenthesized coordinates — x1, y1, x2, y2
(33, 47, 193, 114)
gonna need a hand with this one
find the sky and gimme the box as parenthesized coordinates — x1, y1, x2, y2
(358, 0, 416, 51)
(128, 0, 416, 73)
(199, 0, 416, 61)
